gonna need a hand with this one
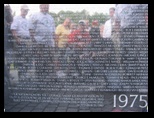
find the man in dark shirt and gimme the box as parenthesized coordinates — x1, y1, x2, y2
(4, 4, 13, 81)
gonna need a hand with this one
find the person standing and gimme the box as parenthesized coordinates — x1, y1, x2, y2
(4, 4, 13, 80)
(85, 20, 91, 32)
(4, 4, 13, 104)
(103, 7, 115, 38)
(68, 20, 91, 77)
(89, 20, 101, 53)
(100, 24, 104, 38)
(70, 23, 77, 33)
(115, 4, 148, 92)
(55, 18, 71, 75)
(29, 4, 56, 80)
(11, 4, 31, 81)
(65, 23, 77, 76)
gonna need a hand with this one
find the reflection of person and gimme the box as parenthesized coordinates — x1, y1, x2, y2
(65, 23, 77, 75)
(29, 4, 56, 80)
(89, 20, 101, 57)
(115, 4, 148, 91)
(68, 20, 91, 76)
(90, 20, 100, 40)
(55, 18, 71, 74)
(56, 18, 71, 48)
(103, 7, 115, 38)
(70, 23, 77, 33)
(100, 24, 104, 38)
(4, 5, 13, 103)
(110, 7, 121, 64)
(4, 4, 13, 83)
(11, 4, 31, 80)
(85, 20, 91, 32)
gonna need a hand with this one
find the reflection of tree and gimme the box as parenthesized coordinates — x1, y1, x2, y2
(49, 10, 109, 27)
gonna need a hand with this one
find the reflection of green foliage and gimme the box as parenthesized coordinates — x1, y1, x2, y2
(49, 9, 109, 27)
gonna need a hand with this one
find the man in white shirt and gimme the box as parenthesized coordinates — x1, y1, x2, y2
(11, 4, 31, 81)
(29, 4, 56, 80)
(103, 7, 115, 38)
(11, 5, 31, 44)
(29, 4, 55, 47)
(114, 4, 148, 89)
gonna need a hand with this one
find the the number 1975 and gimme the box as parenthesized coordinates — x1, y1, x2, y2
(113, 94, 148, 108)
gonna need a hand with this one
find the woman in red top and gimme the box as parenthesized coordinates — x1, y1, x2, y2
(68, 20, 91, 77)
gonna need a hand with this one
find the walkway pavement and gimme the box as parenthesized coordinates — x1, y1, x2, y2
(4, 68, 147, 112)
